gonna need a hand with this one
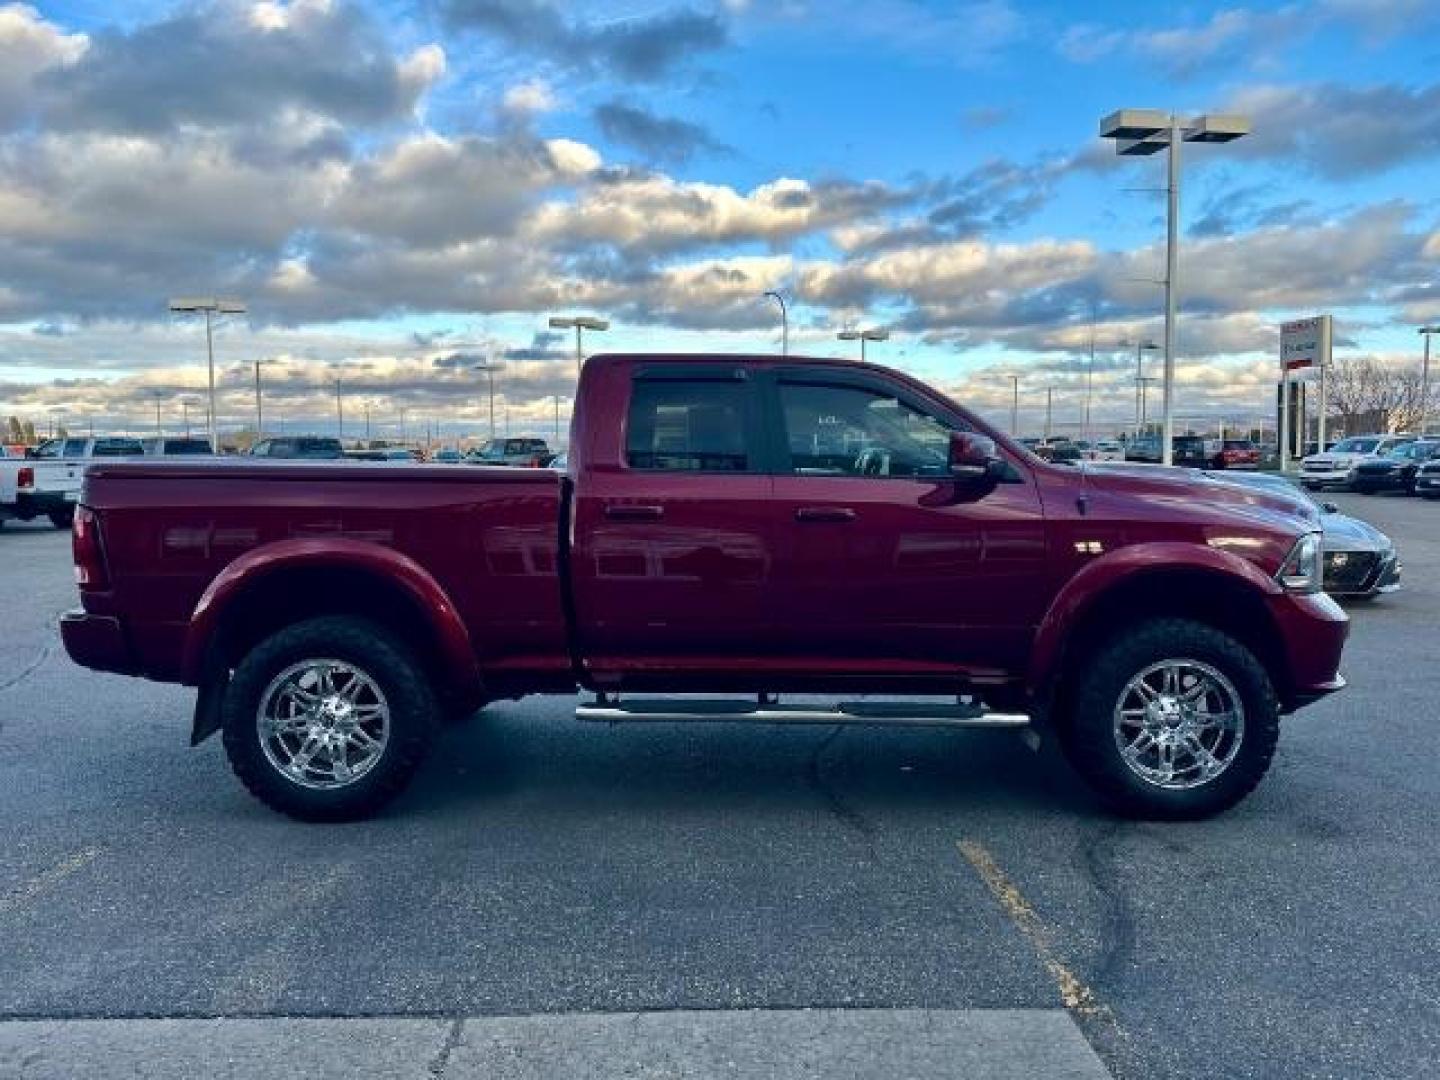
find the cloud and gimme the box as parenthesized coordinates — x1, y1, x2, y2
(592, 101, 729, 164)
(0, 4, 88, 130)
(1223, 81, 1440, 179)
(501, 78, 556, 116)
(440, 0, 728, 81)
(33, 0, 443, 135)
(1059, 0, 1437, 76)
(527, 174, 908, 257)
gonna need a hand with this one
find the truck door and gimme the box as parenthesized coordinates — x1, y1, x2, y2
(569, 364, 778, 677)
(765, 370, 1049, 676)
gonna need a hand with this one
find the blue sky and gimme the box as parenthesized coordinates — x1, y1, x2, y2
(1, 0, 1438, 440)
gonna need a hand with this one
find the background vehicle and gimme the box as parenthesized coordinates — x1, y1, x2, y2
(3, 436, 143, 528)
(1416, 457, 1440, 499)
(1350, 440, 1440, 495)
(431, 447, 464, 463)
(1125, 435, 1161, 463)
(1084, 440, 1125, 462)
(141, 436, 214, 456)
(249, 436, 345, 459)
(1211, 439, 1259, 470)
(1171, 435, 1211, 467)
(348, 447, 419, 462)
(1300, 434, 1416, 490)
(1202, 470, 1400, 599)
(466, 437, 551, 467)
(62, 354, 1347, 824)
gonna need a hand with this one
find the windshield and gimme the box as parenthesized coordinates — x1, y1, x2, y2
(1332, 437, 1379, 453)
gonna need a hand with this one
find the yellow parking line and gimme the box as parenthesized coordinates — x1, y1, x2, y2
(0, 846, 103, 916)
(956, 839, 1109, 1019)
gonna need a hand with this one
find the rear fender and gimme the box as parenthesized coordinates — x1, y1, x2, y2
(182, 536, 481, 701)
(1027, 541, 1282, 699)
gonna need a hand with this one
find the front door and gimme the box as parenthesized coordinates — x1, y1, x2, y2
(766, 371, 1049, 677)
(570, 365, 778, 679)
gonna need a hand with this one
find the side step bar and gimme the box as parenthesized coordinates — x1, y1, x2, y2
(575, 697, 1030, 728)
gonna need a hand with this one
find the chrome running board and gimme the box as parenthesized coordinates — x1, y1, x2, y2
(575, 696, 1030, 728)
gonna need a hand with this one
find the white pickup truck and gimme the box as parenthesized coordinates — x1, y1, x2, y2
(1, 436, 145, 529)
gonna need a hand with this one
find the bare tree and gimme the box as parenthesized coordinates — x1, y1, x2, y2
(1325, 356, 1436, 434)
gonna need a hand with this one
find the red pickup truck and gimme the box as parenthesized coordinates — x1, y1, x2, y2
(61, 354, 1348, 822)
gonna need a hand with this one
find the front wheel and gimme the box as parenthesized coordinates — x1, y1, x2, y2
(221, 616, 439, 821)
(1060, 618, 1280, 820)
(49, 507, 74, 529)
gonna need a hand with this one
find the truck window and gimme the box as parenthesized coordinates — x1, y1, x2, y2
(778, 381, 951, 478)
(62, 439, 89, 457)
(626, 379, 752, 472)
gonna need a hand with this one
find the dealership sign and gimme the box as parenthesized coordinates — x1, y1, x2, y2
(1280, 315, 1331, 373)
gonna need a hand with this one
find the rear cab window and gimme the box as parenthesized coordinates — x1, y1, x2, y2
(625, 374, 756, 473)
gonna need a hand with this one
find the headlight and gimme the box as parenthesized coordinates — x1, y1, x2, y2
(1276, 532, 1322, 593)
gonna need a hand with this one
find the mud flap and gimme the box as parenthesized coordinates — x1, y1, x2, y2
(190, 656, 230, 746)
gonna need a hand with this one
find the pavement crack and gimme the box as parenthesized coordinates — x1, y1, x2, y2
(805, 725, 878, 860)
(428, 1017, 464, 1078)
(1079, 823, 1135, 995)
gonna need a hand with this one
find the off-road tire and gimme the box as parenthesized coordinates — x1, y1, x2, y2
(221, 616, 439, 822)
(1060, 618, 1280, 820)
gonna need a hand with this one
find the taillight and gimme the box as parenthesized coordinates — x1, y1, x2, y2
(73, 506, 109, 589)
(18, 466, 33, 489)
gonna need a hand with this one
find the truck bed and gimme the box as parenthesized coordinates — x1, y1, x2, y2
(78, 460, 569, 684)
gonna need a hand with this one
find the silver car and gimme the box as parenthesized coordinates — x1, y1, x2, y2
(1299, 434, 1416, 490)
(1202, 470, 1400, 598)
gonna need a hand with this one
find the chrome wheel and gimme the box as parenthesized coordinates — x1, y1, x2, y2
(257, 660, 390, 790)
(1113, 659, 1244, 790)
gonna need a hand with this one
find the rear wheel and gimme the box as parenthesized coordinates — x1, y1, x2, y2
(221, 616, 439, 821)
(48, 507, 74, 529)
(1060, 618, 1280, 820)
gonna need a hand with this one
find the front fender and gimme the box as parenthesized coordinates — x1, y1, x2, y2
(180, 537, 481, 696)
(1026, 541, 1282, 698)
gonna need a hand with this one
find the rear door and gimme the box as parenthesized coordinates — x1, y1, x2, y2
(569, 363, 778, 675)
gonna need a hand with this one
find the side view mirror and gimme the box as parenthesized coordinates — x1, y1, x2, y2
(948, 431, 1003, 483)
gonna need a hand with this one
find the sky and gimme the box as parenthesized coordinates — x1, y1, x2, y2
(1, 0, 1438, 443)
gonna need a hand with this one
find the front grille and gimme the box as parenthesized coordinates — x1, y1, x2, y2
(1324, 550, 1379, 594)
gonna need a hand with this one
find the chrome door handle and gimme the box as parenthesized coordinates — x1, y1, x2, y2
(604, 504, 665, 521)
(794, 506, 856, 523)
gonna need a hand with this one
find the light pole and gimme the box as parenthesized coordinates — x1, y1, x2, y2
(837, 327, 889, 362)
(1420, 326, 1440, 436)
(1137, 376, 1159, 433)
(333, 374, 344, 441)
(1121, 340, 1161, 438)
(1008, 374, 1020, 436)
(548, 316, 610, 378)
(763, 291, 788, 355)
(1099, 110, 1250, 464)
(253, 359, 268, 441)
(1044, 387, 1054, 444)
(151, 391, 164, 437)
(471, 360, 505, 439)
(169, 297, 246, 455)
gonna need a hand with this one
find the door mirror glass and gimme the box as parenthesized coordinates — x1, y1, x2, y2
(949, 431, 998, 478)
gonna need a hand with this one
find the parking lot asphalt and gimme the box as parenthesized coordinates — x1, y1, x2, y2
(1, 491, 1438, 1079)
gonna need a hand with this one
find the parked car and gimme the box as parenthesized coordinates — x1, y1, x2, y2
(548, 453, 568, 471)
(1210, 439, 1259, 470)
(467, 437, 551, 467)
(249, 437, 345, 459)
(1202, 471, 1400, 599)
(347, 447, 419, 462)
(431, 447, 464, 464)
(1125, 436, 1161, 463)
(62, 353, 1347, 823)
(1415, 456, 1440, 499)
(1299, 434, 1417, 490)
(1349, 440, 1440, 495)
(141, 436, 214, 456)
(1084, 440, 1125, 462)
(3, 436, 144, 528)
